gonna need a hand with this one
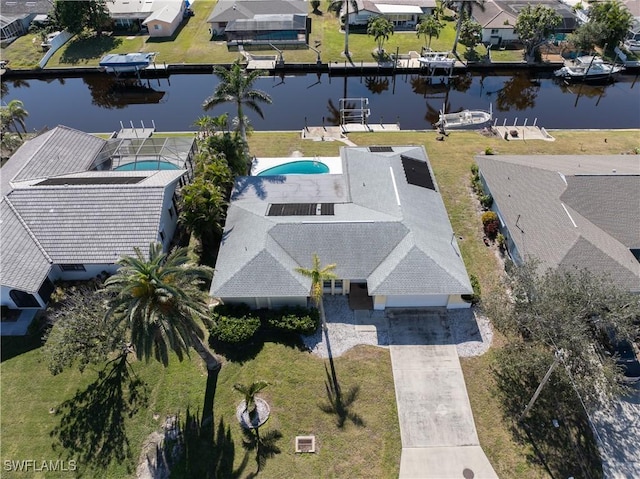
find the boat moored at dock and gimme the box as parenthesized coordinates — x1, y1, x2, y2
(99, 52, 158, 74)
(554, 55, 624, 82)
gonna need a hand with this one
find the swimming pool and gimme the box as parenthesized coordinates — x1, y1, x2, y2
(115, 160, 180, 171)
(257, 160, 330, 176)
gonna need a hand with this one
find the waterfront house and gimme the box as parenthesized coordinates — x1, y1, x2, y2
(342, 0, 436, 30)
(471, 0, 579, 47)
(210, 146, 473, 310)
(476, 155, 640, 292)
(107, 0, 187, 36)
(206, 0, 309, 47)
(0, 0, 52, 44)
(0, 126, 196, 335)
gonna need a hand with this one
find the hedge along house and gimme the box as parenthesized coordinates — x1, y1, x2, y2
(0, 126, 196, 335)
(206, 0, 309, 47)
(476, 155, 640, 293)
(210, 146, 473, 311)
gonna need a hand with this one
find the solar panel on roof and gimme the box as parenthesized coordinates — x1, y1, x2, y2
(35, 176, 146, 186)
(267, 203, 335, 216)
(401, 155, 435, 190)
(369, 146, 394, 153)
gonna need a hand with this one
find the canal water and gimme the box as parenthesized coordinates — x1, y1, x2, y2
(2, 71, 639, 132)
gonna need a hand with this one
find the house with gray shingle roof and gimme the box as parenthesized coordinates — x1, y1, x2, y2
(344, 0, 436, 30)
(476, 155, 640, 292)
(1, 126, 195, 335)
(210, 146, 473, 310)
(206, 0, 308, 46)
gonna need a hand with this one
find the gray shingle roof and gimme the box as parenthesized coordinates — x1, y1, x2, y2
(0, 198, 52, 293)
(211, 146, 472, 300)
(6, 186, 166, 264)
(10, 126, 106, 183)
(477, 155, 640, 292)
(207, 0, 307, 23)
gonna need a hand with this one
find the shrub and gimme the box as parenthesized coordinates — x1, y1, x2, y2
(496, 233, 507, 251)
(479, 194, 493, 209)
(463, 273, 482, 304)
(471, 176, 483, 195)
(311, 0, 320, 11)
(484, 147, 494, 155)
(481, 211, 499, 239)
(211, 314, 260, 344)
(470, 163, 479, 175)
(266, 306, 319, 336)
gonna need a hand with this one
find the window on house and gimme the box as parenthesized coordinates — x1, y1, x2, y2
(491, 29, 499, 34)
(154, 24, 160, 30)
(323, 280, 332, 289)
(334, 280, 343, 290)
(59, 264, 86, 272)
(9, 290, 40, 308)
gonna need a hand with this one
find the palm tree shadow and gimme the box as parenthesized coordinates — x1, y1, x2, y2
(318, 332, 365, 428)
(241, 427, 283, 475)
(50, 353, 148, 473)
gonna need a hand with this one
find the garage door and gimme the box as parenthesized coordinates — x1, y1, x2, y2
(385, 295, 448, 308)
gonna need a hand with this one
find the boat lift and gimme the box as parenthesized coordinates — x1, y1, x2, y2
(339, 98, 370, 126)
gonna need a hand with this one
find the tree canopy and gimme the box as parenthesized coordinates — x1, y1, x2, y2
(458, 17, 482, 51)
(367, 16, 394, 54)
(416, 14, 444, 50)
(486, 260, 640, 405)
(53, 0, 110, 35)
(514, 4, 562, 58)
(588, 0, 633, 49)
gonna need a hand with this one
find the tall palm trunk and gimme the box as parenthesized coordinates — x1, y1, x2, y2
(191, 332, 222, 371)
(452, 2, 464, 54)
(344, 1, 350, 56)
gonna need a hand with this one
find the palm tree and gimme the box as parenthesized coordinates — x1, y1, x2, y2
(202, 60, 272, 166)
(1, 99, 29, 139)
(444, 0, 485, 55)
(367, 16, 394, 55)
(416, 14, 444, 51)
(234, 380, 269, 419)
(329, 0, 359, 57)
(104, 243, 221, 371)
(295, 254, 337, 331)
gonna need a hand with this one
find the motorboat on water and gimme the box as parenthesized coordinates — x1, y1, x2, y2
(435, 104, 492, 129)
(417, 51, 456, 69)
(554, 55, 624, 82)
(99, 52, 158, 74)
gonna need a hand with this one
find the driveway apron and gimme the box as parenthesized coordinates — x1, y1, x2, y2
(388, 312, 498, 478)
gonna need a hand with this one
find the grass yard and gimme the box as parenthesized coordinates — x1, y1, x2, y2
(17, 2, 482, 69)
(2, 129, 637, 478)
(0, 34, 47, 69)
(0, 337, 399, 478)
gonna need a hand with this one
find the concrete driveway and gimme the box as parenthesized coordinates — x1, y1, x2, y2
(388, 312, 498, 479)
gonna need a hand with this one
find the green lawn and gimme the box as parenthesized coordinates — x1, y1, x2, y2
(0, 337, 399, 478)
(2, 130, 638, 478)
(11, 2, 484, 69)
(0, 34, 47, 69)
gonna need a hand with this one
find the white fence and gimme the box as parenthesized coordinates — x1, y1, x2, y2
(38, 31, 73, 68)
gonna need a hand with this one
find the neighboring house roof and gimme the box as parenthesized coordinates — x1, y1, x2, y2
(0, 0, 52, 17)
(0, 198, 52, 293)
(142, 2, 183, 24)
(226, 13, 307, 32)
(476, 155, 640, 292)
(474, 0, 578, 31)
(108, 0, 182, 20)
(471, 0, 516, 29)
(211, 146, 472, 300)
(353, 0, 435, 15)
(7, 126, 106, 187)
(0, 170, 185, 293)
(207, 0, 307, 23)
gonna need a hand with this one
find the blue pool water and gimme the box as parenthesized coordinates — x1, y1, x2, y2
(257, 160, 330, 176)
(115, 160, 180, 171)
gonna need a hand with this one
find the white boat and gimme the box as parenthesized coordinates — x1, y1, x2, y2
(554, 55, 624, 82)
(418, 51, 456, 69)
(99, 52, 157, 74)
(435, 104, 492, 129)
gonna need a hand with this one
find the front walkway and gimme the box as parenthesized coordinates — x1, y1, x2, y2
(388, 312, 498, 479)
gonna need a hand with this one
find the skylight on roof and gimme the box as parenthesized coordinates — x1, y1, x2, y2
(401, 155, 435, 190)
(267, 203, 335, 216)
(369, 146, 394, 153)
